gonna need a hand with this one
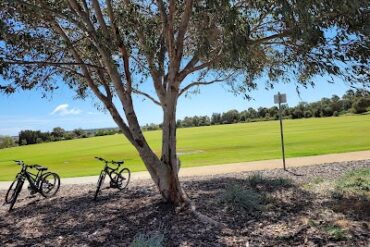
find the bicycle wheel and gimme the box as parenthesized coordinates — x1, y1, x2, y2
(5, 176, 23, 203)
(94, 172, 106, 200)
(113, 168, 130, 190)
(40, 172, 60, 198)
(7, 178, 24, 211)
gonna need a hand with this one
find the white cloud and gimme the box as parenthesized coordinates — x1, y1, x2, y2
(50, 104, 81, 116)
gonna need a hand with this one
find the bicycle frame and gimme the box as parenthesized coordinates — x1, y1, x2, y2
(18, 166, 44, 192)
(102, 163, 120, 180)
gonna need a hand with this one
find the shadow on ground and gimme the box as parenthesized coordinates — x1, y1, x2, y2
(0, 172, 369, 246)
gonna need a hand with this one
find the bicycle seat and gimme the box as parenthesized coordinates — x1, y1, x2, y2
(35, 165, 48, 171)
(113, 160, 124, 165)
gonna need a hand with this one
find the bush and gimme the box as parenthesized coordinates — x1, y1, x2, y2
(304, 110, 312, 118)
(323, 225, 346, 240)
(73, 128, 87, 138)
(292, 109, 304, 119)
(220, 185, 263, 212)
(352, 97, 370, 114)
(248, 173, 292, 188)
(131, 233, 164, 247)
(64, 133, 75, 140)
(322, 106, 334, 116)
(0, 136, 16, 149)
(248, 173, 265, 187)
(333, 111, 339, 117)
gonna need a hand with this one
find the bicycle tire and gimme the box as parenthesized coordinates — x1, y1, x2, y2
(40, 172, 60, 198)
(94, 172, 106, 200)
(114, 168, 131, 190)
(8, 178, 24, 211)
(5, 177, 19, 204)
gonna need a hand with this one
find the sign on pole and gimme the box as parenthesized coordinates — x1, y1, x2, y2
(274, 92, 287, 170)
(274, 93, 287, 104)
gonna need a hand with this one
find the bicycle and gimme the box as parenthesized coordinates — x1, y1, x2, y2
(94, 156, 131, 200)
(5, 160, 60, 211)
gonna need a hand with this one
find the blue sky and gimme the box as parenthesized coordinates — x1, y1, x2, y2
(0, 75, 353, 136)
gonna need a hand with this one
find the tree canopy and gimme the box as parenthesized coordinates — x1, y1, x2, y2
(1, 0, 369, 97)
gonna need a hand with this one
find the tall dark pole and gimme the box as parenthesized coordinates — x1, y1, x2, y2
(278, 93, 286, 170)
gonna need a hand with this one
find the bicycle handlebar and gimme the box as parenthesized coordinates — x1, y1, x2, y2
(14, 160, 24, 165)
(13, 160, 42, 169)
(95, 157, 124, 165)
(95, 156, 106, 162)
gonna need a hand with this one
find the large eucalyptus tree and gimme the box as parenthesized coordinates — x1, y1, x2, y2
(0, 0, 369, 206)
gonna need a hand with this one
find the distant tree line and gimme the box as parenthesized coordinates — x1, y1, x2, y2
(0, 89, 368, 149)
(177, 89, 370, 127)
(17, 127, 122, 146)
(144, 89, 370, 130)
(0, 136, 16, 149)
(0, 127, 121, 149)
(17, 127, 88, 146)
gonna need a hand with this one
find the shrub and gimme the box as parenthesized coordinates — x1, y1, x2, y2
(352, 97, 370, 114)
(64, 133, 75, 140)
(323, 225, 346, 240)
(269, 177, 293, 187)
(322, 106, 334, 116)
(336, 169, 370, 196)
(248, 173, 265, 187)
(0, 136, 16, 149)
(292, 109, 304, 119)
(304, 110, 312, 118)
(312, 177, 324, 184)
(248, 173, 293, 188)
(131, 233, 164, 247)
(220, 185, 263, 212)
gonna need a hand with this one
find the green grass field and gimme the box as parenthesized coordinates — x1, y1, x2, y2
(0, 115, 369, 181)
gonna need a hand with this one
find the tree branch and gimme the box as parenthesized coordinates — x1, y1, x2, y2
(156, 0, 175, 63)
(251, 30, 292, 45)
(135, 27, 166, 103)
(177, 48, 223, 83)
(50, 19, 135, 144)
(4, 60, 103, 69)
(92, 0, 110, 37)
(179, 76, 233, 96)
(132, 89, 161, 106)
(105, 0, 133, 91)
(175, 0, 193, 63)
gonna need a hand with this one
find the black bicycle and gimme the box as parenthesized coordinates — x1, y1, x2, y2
(94, 157, 131, 200)
(5, 160, 60, 211)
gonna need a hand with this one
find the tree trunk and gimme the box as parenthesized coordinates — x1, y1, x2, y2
(122, 90, 186, 205)
(157, 91, 185, 204)
(149, 84, 185, 204)
(135, 142, 185, 205)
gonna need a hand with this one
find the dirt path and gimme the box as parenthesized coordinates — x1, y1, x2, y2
(1, 150, 369, 190)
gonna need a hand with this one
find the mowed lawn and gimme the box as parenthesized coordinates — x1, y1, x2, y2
(0, 115, 369, 181)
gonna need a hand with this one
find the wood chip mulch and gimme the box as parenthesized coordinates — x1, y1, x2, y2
(0, 160, 369, 246)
